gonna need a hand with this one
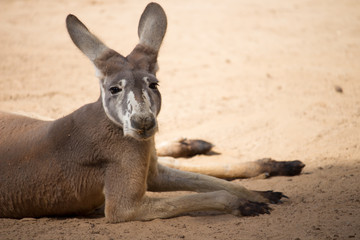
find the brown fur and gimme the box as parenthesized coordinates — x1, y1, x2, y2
(0, 101, 271, 221)
(0, 3, 291, 222)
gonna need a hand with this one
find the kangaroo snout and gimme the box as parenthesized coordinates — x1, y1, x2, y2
(130, 113, 156, 132)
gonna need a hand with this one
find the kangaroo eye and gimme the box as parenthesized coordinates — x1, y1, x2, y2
(149, 82, 159, 90)
(109, 87, 122, 94)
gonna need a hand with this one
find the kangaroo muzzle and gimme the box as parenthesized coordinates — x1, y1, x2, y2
(126, 112, 157, 140)
(130, 113, 156, 132)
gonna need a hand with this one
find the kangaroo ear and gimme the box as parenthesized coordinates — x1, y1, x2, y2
(66, 14, 109, 61)
(138, 3, 167, 52)
(127, 3, 167, 74)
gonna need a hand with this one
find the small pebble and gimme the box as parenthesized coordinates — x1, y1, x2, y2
(334, 85, 343, 93)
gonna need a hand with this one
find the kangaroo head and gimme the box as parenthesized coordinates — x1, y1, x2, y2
(66, 3, 167, 140)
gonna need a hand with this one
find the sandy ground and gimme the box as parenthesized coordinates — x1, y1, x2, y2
(1, 0, 360, 239)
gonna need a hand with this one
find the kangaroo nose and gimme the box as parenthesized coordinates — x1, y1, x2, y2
(130, 114, 156, 131)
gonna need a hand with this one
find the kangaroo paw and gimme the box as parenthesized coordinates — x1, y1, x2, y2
(257, 158, 305, 176)
(157, 138, 214, 158)
(256, 190, 288, 204)
(237, 201, 271, 216)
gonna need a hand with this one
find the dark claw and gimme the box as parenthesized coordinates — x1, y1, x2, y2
(239, 201, 272, 216)
(256, 190, 288, 204)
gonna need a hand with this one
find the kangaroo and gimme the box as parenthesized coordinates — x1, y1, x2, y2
(0, 3, 304, 222)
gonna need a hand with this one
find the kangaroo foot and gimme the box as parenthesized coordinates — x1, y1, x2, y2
(237, 201, 271, 216)
(257, 158, 305, 177)
(157, 138, 214, 158)
(256, 190, 288, 204)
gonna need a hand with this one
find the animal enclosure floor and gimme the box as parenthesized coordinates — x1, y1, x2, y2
(0, 0, 360, 239)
